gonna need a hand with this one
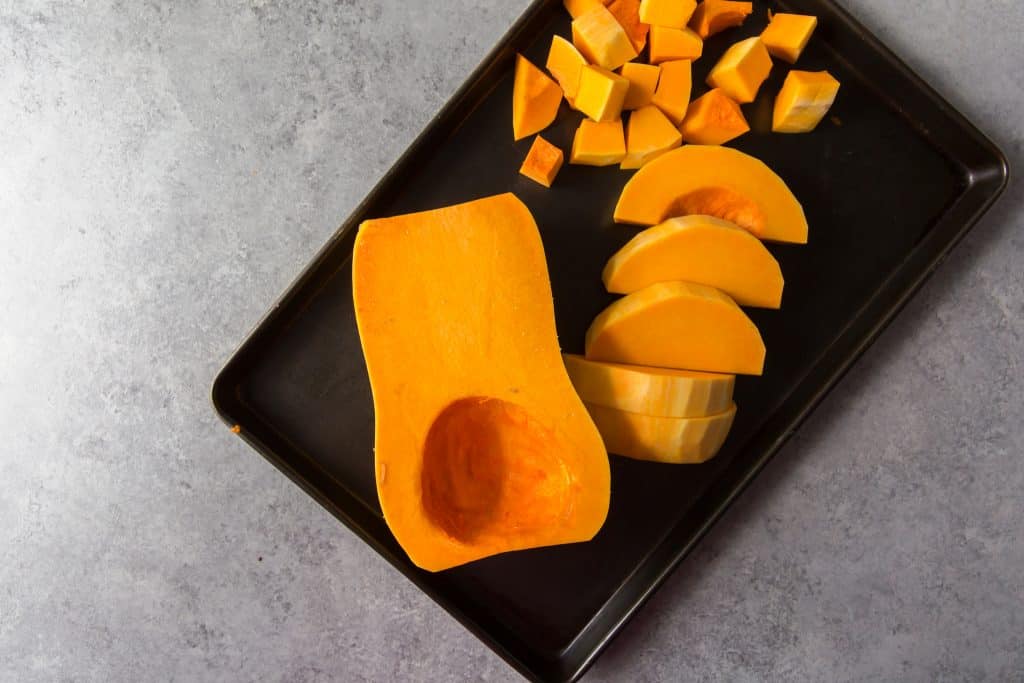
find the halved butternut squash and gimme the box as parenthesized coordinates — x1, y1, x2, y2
(513, 54, 562, 141)
(603, 215, 784, 307)
(585, 280, 766, 375)
(585, 402, 737, 463)
(564, 354, 734, 418)
(613, 145, 809, 244)
(354, 194, 610, 572)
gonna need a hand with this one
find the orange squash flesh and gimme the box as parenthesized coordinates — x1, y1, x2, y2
(638, 0, 697, 29)
(520, 135, 565, 187)
(603, 215, 784, 307)
(689, 0, 753, 38)
(607, 0, 650, 53)
(679, 87, 750, 145)
(564, 354, 734, 418)
(585, 401, 737, 463)
(513, 54, 562, 141)
(620, 62, 661, 110)
(613, 145, 809, 244)
(649, 25, 703, 64)
(773, 70, 841, 133)
(572, 5, 638, 71)
(650, 59, 692, 125)
(571, 119, 627, 166)
(564, 0, 611, 19)
(354, 194, 610, 571)
(546, 36, 589, 102)
(761, 12, 818, 63)
(576, 65, 630, 122)
(621, 104, 682, 169)
(585, 280, 766, 375)
(706, 37, 773, 104)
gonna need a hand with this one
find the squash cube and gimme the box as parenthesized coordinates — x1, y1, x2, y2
(689, 0, 753, 39)
(546, 35, 588, 102)
(761, 12, 818, 63)
(520, 135, 565, 187)
(620, 62, 661, 110)
(649, 25, 703, 64)
(651, 59, 692, 125)
(572, 5, 638, 70)
(679, 88, 750, 144)
(564, 0, 609, 19)
(571, 119, 627, 166)
(706, 37, 772, 104)
(621, 104, 682, 169)
(576, 65, 630, 122)
(513, 54, 563, 141)
(638, 0, 697, 29)
(773, 70, 840, 133)
(607, 0, 649, 52)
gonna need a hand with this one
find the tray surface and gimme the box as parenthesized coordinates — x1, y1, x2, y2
(213, 1, 1007, 680)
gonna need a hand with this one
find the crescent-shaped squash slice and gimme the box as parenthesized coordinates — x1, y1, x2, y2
(602, 215, 784, 308)
(585, 281, 766, 375)
(613, 145, 808, 244)
(584, 402, 737, 463)
(354, 194, 610, 572)
(564, 354, 734, 418)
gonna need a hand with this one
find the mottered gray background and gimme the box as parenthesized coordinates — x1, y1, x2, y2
(1, 1, 1021, 680)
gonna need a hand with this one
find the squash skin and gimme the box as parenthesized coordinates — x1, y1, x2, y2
(613, 145, 809, 244)
(354, 194, 610, 571)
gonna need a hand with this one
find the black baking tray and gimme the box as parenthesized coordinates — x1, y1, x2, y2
(212, 0, 1007, 680)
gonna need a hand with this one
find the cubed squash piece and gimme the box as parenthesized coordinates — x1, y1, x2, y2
(576, 65, 630, 122)
(585, 280, 766, 375)
(651, 59, 692, 125)
(773, 70, 840, 133)
(564, 354, 735, 418)
(621, 105, 682, 169)
(584, 401, 736, 464)
(571, 119, 627, 166)
(706, 37, 772, 104)
(689, 0, 753, 38)
(547, 36, 588, 102)
(761, 13, 817, 63)
(649, 25, 703, 64)
(572, 5, 638, 71)
(608, 0, 649, 52)
(513, 54, 563, 141)
(639, 0, 697, 29)
(520, 136, 565, 187)
(620, 62, 661, 110)
(679, 88, 750, 144)
(564, 0, 610, 19)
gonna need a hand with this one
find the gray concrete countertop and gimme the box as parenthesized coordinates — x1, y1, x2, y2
(2, 1, 1021, 680)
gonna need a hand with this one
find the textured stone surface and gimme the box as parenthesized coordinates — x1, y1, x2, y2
(0, 1, 1021, 680)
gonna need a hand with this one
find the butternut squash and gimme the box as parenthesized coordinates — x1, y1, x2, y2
(621, 104, 682, 169)
(706, 37, 772, 104)
(513, 54, 562, 141)
(689, 0, 753, 38)
(564, 0, 611, 19)
(585, 402, 737, 463)
(650, 59, 692, 125)
(613, 145, 809, 244)
(761, 12, 817, 63)
(564, 354, 734, 418)
(607, 0, 650, 53)
(638, 0, 697, 29)
(679, 88, 750, 145)
(649, 25, 703, 64)
(773, 70, 840, 133)
(571, 119, 627, 166)
(576, 65, 630, 122)
(572, 5, 638, 70)
(546, 35, 588, 103)
(519, 135, 564, 187)
(620, 62, 661, 110)
(353, 194, 610, 571)
(603, 215, 784, 307)
(585, 281, 766, 375)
